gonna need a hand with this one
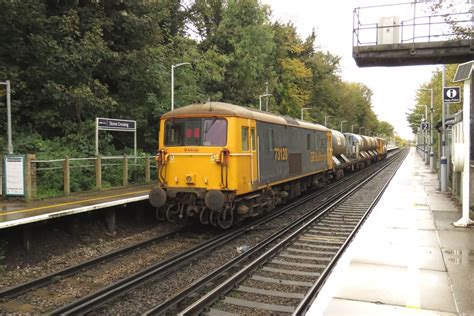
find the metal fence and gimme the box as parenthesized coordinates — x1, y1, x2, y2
(353, 2, 472, 47)
(25, 154, 158, 200)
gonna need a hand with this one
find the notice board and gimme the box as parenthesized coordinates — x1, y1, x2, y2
(4, 155, 25, 196)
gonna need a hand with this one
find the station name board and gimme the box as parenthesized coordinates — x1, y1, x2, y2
(97, 118, 136, 131)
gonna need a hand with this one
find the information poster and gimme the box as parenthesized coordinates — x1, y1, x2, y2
(4, 155, 25, 196)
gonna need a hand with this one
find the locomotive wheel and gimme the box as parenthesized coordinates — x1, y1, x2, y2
(165, 204, 179, 223)
(209, 209, 219, 227)
(155, 207, 165, 221)
(199, 207, 210, 225)
(218, 207, 234, 229)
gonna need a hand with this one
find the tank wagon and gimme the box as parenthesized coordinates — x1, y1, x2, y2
(149, 102, 386, 228)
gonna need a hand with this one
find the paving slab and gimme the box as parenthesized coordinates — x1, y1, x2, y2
(426, 193, 459, 212)
(324, 298, 456, 316)
(351, 244, 445, 271)
(355, 227, 439, 247)
(333, 262, 457, 313)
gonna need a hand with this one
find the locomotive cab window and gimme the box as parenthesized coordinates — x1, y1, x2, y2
(164, 118, 227, 146)
(241, 127, 249, 151)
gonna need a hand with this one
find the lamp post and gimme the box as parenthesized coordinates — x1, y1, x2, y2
(265, 81, 269, 112)
(301, 107, 311, 120)
(413, 113, 424, 155)
(324, 115, 331, 127)
(0, 80, 12, 154)
(440, 66, 447, 191)
(340, 120, 347, 132)
(359, 126, 365, 134)
(419, 88, 434, 172)
(420, 104, 429, 164)
(259, 94, 272, 111)
(171, 62, 191, 111)
(351, 124, 357, 133)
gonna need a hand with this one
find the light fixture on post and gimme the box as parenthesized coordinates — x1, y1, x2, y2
(301, 107, 311, 120)
(0, 80, 12, 154)
(340, 120, 347, 132)
(259, 93, 272, 111)
(171, 62, 191, 111)
(324, 115, 332, 127)
(419, 88, 434, 171)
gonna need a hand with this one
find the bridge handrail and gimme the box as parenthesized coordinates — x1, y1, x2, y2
(353, 2, 472, 47)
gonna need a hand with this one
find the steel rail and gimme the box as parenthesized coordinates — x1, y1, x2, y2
(48, 172, 359, 314)
(49, 154, 398, 315)
(292, 149, 408, 315)
(0, 228, 184, 299)
(175, 150, 407, 315)
(145, 151, 404, 315)
(143, 175, 366, 315)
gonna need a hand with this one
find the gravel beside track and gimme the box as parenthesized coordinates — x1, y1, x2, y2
(0, 223, 218, 313)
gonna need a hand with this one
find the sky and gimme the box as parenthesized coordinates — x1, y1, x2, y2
(260, 0, 441, 139)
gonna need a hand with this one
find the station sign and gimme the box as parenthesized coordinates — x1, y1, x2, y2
(95, 117, 137, 156)
(3, 155, 25, 196)
(421, 122, 430, 131)
(443, 87, 461, 103)
(97, 118, 136, 131)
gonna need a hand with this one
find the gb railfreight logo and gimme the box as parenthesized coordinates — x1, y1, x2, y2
(443, 87, 461, 103)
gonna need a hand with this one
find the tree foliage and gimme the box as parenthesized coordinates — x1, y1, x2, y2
(0, 0, 394, 158)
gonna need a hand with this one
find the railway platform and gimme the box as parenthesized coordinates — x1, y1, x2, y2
(313, 147, 474, 315)
(0, 184, 154, 230)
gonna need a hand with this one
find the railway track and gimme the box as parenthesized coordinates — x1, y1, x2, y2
(0, 150, 403, 314)
(0, 227, 218, 313)
(0, 228, 185, 299)
(147, 149, 408, 315)
(50, 160, 379, 314)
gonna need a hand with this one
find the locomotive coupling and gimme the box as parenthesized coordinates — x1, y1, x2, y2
(149, 187, 167, 208)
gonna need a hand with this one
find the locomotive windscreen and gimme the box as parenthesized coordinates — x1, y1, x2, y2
(164, 117, 227, 146)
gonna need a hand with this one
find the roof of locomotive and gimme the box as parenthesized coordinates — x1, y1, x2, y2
(161, 102, 329, 132)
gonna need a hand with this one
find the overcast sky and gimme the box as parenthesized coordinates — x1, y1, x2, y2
(261, 0, 442, 139)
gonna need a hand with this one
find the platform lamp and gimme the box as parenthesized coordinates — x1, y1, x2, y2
(171, 62, 191, 111)
(413, 113, 425, 155)
(0, 80, 12, 154)
(359, 126, 365, 134)
(351, 124, 357, 133)
(324, 115, 331, 127)
(259, 93, 272, 111)
(301, 107, 311, 120)
(419, 87, 434, 172)
(340, 120, 347, 132)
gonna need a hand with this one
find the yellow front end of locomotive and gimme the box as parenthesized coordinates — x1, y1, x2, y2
(158, 116, 258, 196)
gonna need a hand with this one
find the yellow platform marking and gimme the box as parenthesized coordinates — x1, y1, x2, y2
(0, 189, 150, 217)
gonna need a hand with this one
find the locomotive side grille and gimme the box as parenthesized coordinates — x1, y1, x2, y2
(288, 153, 302, 176)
